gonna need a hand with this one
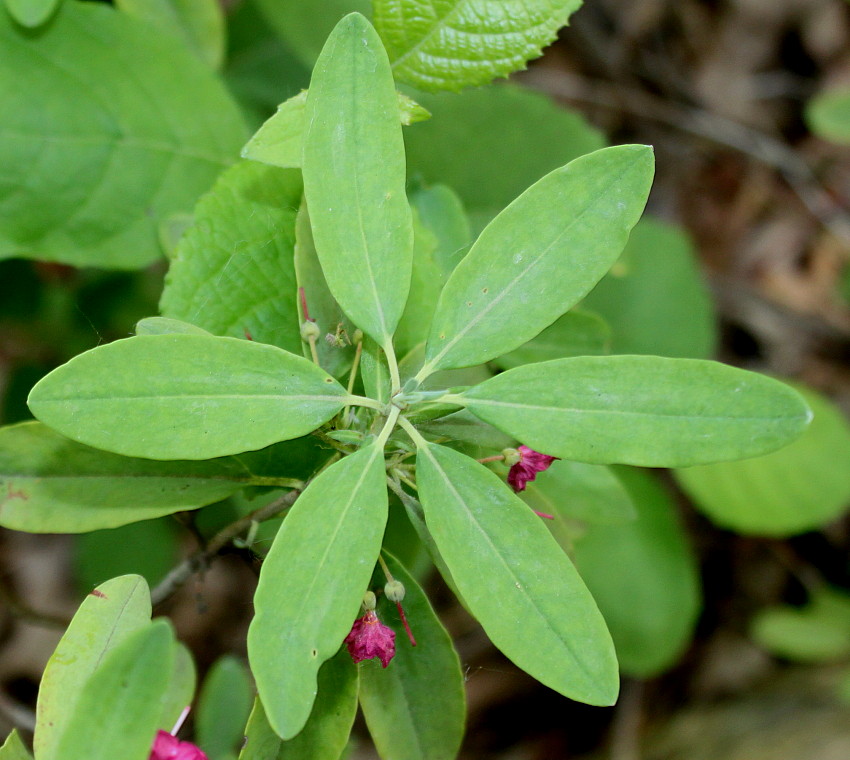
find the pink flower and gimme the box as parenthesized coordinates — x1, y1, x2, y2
(149, 730, 208, 760)
(507, 445, 558, 493)
(344, 610, 396, 667)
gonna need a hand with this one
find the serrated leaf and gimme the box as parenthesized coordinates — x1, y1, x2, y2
(0, 730, 31, 760)
(35, 575, 152, 759)
(674, 384, 850, 535)
(253, 0, 371, 66)
(521, 459, 635, 527)
(303, 13, 413, 346)
(28, 334, 347, 460)
(248, 446, 388, 739)
(359, 553, 465, 760)
(375, 0, 581, 91)
(48, 620, 175, 760)
(242, 90, 429, 170)
(197, 656, 254, 760)
(160, 161, 303, 352)
(459, 356, 812, 467)
(415, 441, 619, 705)
(294, 201, 356, 377)
(492, 310, 610, 370)
(582, 217, 717, 358)
(4, 0, 59, 27)
(404, 85, 605, 230)
(115, 0, 225, 69)
(572, 467, 701, 677)
(239, 651, 358, 760)
(0, 422, 306, 533)
(806, 89, 850, 145)
(0, 1, 246, 268)
(419, 145, 654, 376)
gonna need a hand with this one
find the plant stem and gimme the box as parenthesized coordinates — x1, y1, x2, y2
(396, 414, 429, 449)
(382, 337, 401, 394)
(374, 405, 401, 449)
(377, 553, 394, 582)
(340, 338, 364, 428)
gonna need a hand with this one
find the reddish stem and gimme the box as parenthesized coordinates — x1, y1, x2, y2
(299, 286, 313, 322)
(396, 601, 416, 647)
(477, 454, 505, 464)
(533, 510, 554, 520)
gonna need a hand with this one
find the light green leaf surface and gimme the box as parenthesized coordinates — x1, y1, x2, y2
(294, 202, 356, 377)
(28, 334, 347, 460)
(521, 459, 635, 527)
(35, 575, 151, 760)
(253, 0, 371, 66)
(582, 217, 717, 358)
(48, 620, 175, 760)
(460, 356, 812, 467)
(197, 656, 254, 760)
(115, 0, 225, 69)
(375, 0, 581, 91)
(160, 161, 303, 352)
(248, 446, 388, 739)
(807, 89, 850, 145)
(359, 553, 465, 760)
(240, 651, 358, 760)
(303, 13, 413, 345)
(4, 0, 59, 27)
(492, 310, 611, 370)
(0, 730, 31, 760)
(404, 85, 605, 229)
(361, 338, 392, 405)
(242, 90, 429, 170)
(420, 145, 654, 376)
(415, 442, 619, 705)
(158, 643, 197, 733)
(674, 385, 850, 535)
(0, 422, 262, 533)
(0, 1, 246, 268)
(572, 467, 701, 677)
(136, 317, 212, 337)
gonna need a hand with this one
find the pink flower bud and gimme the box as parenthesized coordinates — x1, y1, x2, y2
(507, 445, 558, 493)
(149, 730, 208, 760)
(344, 610, 396, 668)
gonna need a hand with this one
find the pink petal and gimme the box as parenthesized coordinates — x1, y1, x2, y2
(344, 611, 396, 667)
(149, 730, 208, 760)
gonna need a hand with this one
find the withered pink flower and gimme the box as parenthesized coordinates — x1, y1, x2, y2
(507, 445, 558, 493)
(149, 730, 208, 760)
(344, 610, 396, 667)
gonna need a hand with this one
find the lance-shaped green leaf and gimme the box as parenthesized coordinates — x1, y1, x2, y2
(115, 0, 225, 69)
(243, 90, 429, 170)
(197, 656, 254, 760)
(359, 553, 465, 760)
(572, 467, 701, 678)
(4, 0, 59, 27)
(158, 643, 197, 733)
(303, 13, 413, 345)
(419, 145, 654, 377)
(0, 730, 31, 760)
(48, 619, 175, 760)
(457, 356, 812, 467)
(492, 310, 611, 370)
(35, 575, 152, 759)
(240, 651, 358, 760)
(415, 442, 619, 706)
(28, 334, 347, 461)
(375, 0, 581, 92)
(0, 1, 246, 269)
(248, 446, 388, 739)
(160, 161, 303, 353)
(674, 385, 850, 536)
(0, 422, 283, 533)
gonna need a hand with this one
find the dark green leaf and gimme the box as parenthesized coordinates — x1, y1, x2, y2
(0, 1, 246, 268)
(248, 446, 388, 739)
(420, 145, 654, 376)
(572, 467, 701, 677)
(160, 161, 303, 352)
(460, 356, 812, 467)
(197, 656, 254, 760)
(415, 441, 619, 705)
(28, 334, 347, 460)
(674, 385, 850, 535)
(409, 183, 471, 276)
(303, 13, 413, 345)
(360, 553, 465, 760)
